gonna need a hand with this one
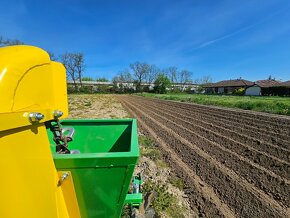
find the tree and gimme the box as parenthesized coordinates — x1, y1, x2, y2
(194, 75, 212, 85)
(118, 69, 133, 83)
(47, 50, 58, 61)
(194, 75, 213, 93)
(153, 74, 171, 94)
(61, 52, 85, 90)
(74, 53, 85, 86)
(82, 77, 94, 81)
(179, 70, 192, 84)
(112, 70, 134, 93)
(201, 75, 212, 84)
(146, 64, 159, 84)
(130, 62, 149, 92)
(178, 70, 192, 91)
(164, 66, 178, 83)
(0, 36, 24, 46)
(96, 77, 109, 82)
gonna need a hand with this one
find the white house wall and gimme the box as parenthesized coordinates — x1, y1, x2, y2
(245, 86, 261, 96)
(218, 87, 224, 94)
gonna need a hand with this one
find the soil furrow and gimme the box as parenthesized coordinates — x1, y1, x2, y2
(130, 97, 290, 160)
(127, 98, 290, 207)
(136, 97, 290, 148)
(119, 97, 289, 218)
(160, 97, 290, 128)
(129, 97, 290, 180)
(135, 96, 290, 138)
(122, 101, 234, 217)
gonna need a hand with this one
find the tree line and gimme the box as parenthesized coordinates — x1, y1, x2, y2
(0, 36, 212, 94)
(112, 62, 194, 93)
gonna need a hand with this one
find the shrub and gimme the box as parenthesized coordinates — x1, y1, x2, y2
(233, 87, 245, 96)
(153, 74, 171, 94)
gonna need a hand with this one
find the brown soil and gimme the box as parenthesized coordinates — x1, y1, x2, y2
(68, 94, 128, 119)
(117, 95, 290, 218)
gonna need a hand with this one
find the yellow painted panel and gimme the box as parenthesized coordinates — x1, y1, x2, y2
(58, 171, 81, 218)
(0, 45, 50, 113)
(51, 62, 68, 118)
(0, 45, 73, 218)
(0, 124, 68, 218)
(0, 45, 68, 131)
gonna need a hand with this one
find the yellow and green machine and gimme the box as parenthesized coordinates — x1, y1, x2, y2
(0, 45, 142, 218)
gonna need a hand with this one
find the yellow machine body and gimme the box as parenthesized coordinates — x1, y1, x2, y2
(0, 46, 80, 218)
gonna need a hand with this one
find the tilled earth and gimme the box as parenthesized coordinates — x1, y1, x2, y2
(117, 95, 290, 218)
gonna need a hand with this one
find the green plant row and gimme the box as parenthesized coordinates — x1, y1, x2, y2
(137, 93, 290, 116)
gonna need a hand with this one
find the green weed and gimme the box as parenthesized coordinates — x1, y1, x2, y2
(137, 93, 290, 116)
(84, 101, 92, 107)
(169, 176, 185, 190)
(139, 135, 162, 161)
(142, 181, 185, 218)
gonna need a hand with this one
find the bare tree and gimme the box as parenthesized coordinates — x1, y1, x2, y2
(130, 62, 149, 92)
(194, 75, 212, 85)
(61, 53, 77, 89)
(112, 70, 131, 85)
(179, 70, 192, 84)
(0, 36, 24, 46)
(146, 64, 159, 84)
(61, 52, 85, 90)
(112, 70, 134, 93)
(74, 53, 85, 87)
(119, 69, 133, 83)
(47, 50, 58, 61)
(164, 66, 178, 83)
(201, 75, 212, 84)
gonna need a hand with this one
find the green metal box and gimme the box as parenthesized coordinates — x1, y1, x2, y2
(47, 119, 139, 218)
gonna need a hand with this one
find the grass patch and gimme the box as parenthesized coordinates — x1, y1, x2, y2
(156, 159, 168, 168)
(169, 176, 185, 191)
(139, 135, 162, 161)
(139, 135, 155, 147)
(84, 101, 92, 107)
(142, 181, 185, 218)
(137, 93, 290, 116)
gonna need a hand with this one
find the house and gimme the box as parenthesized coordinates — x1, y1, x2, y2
(279, 80, 290, 87)
(276, 80, 290, 96)
(245, 79, 282, 96)
(204, 79, 254, 94)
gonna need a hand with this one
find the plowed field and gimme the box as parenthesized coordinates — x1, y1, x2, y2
(117, 95, 290, 218)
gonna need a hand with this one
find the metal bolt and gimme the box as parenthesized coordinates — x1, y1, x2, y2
(57, 172, 70, 186)
(53, 110, 63, 118)
(28, 112, 44, 123)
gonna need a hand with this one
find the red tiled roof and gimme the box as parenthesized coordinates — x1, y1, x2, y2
(255, 80, 282, 88)
(204, 79, 254, 88)
(278, 80, 290, 87)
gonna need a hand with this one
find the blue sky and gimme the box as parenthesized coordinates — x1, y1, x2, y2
(1, 0, 290, 82)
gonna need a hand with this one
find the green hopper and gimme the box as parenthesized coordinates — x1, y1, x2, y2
(47, 119, 141, 218)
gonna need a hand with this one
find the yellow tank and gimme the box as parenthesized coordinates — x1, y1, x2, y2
(0, 45, 80, 218)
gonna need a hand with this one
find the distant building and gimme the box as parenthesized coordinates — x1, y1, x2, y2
(66, 80, 198, 92)
(245, 79, 282, 96)
(279, 80, 290, 87)
(204, 79, 254, 94)
(275, 80, 290, 96)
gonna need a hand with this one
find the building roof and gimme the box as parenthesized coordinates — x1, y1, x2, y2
(255, 80, 282, 88)
(278, 80, 290, 87)
(204, 79, 254, 88)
